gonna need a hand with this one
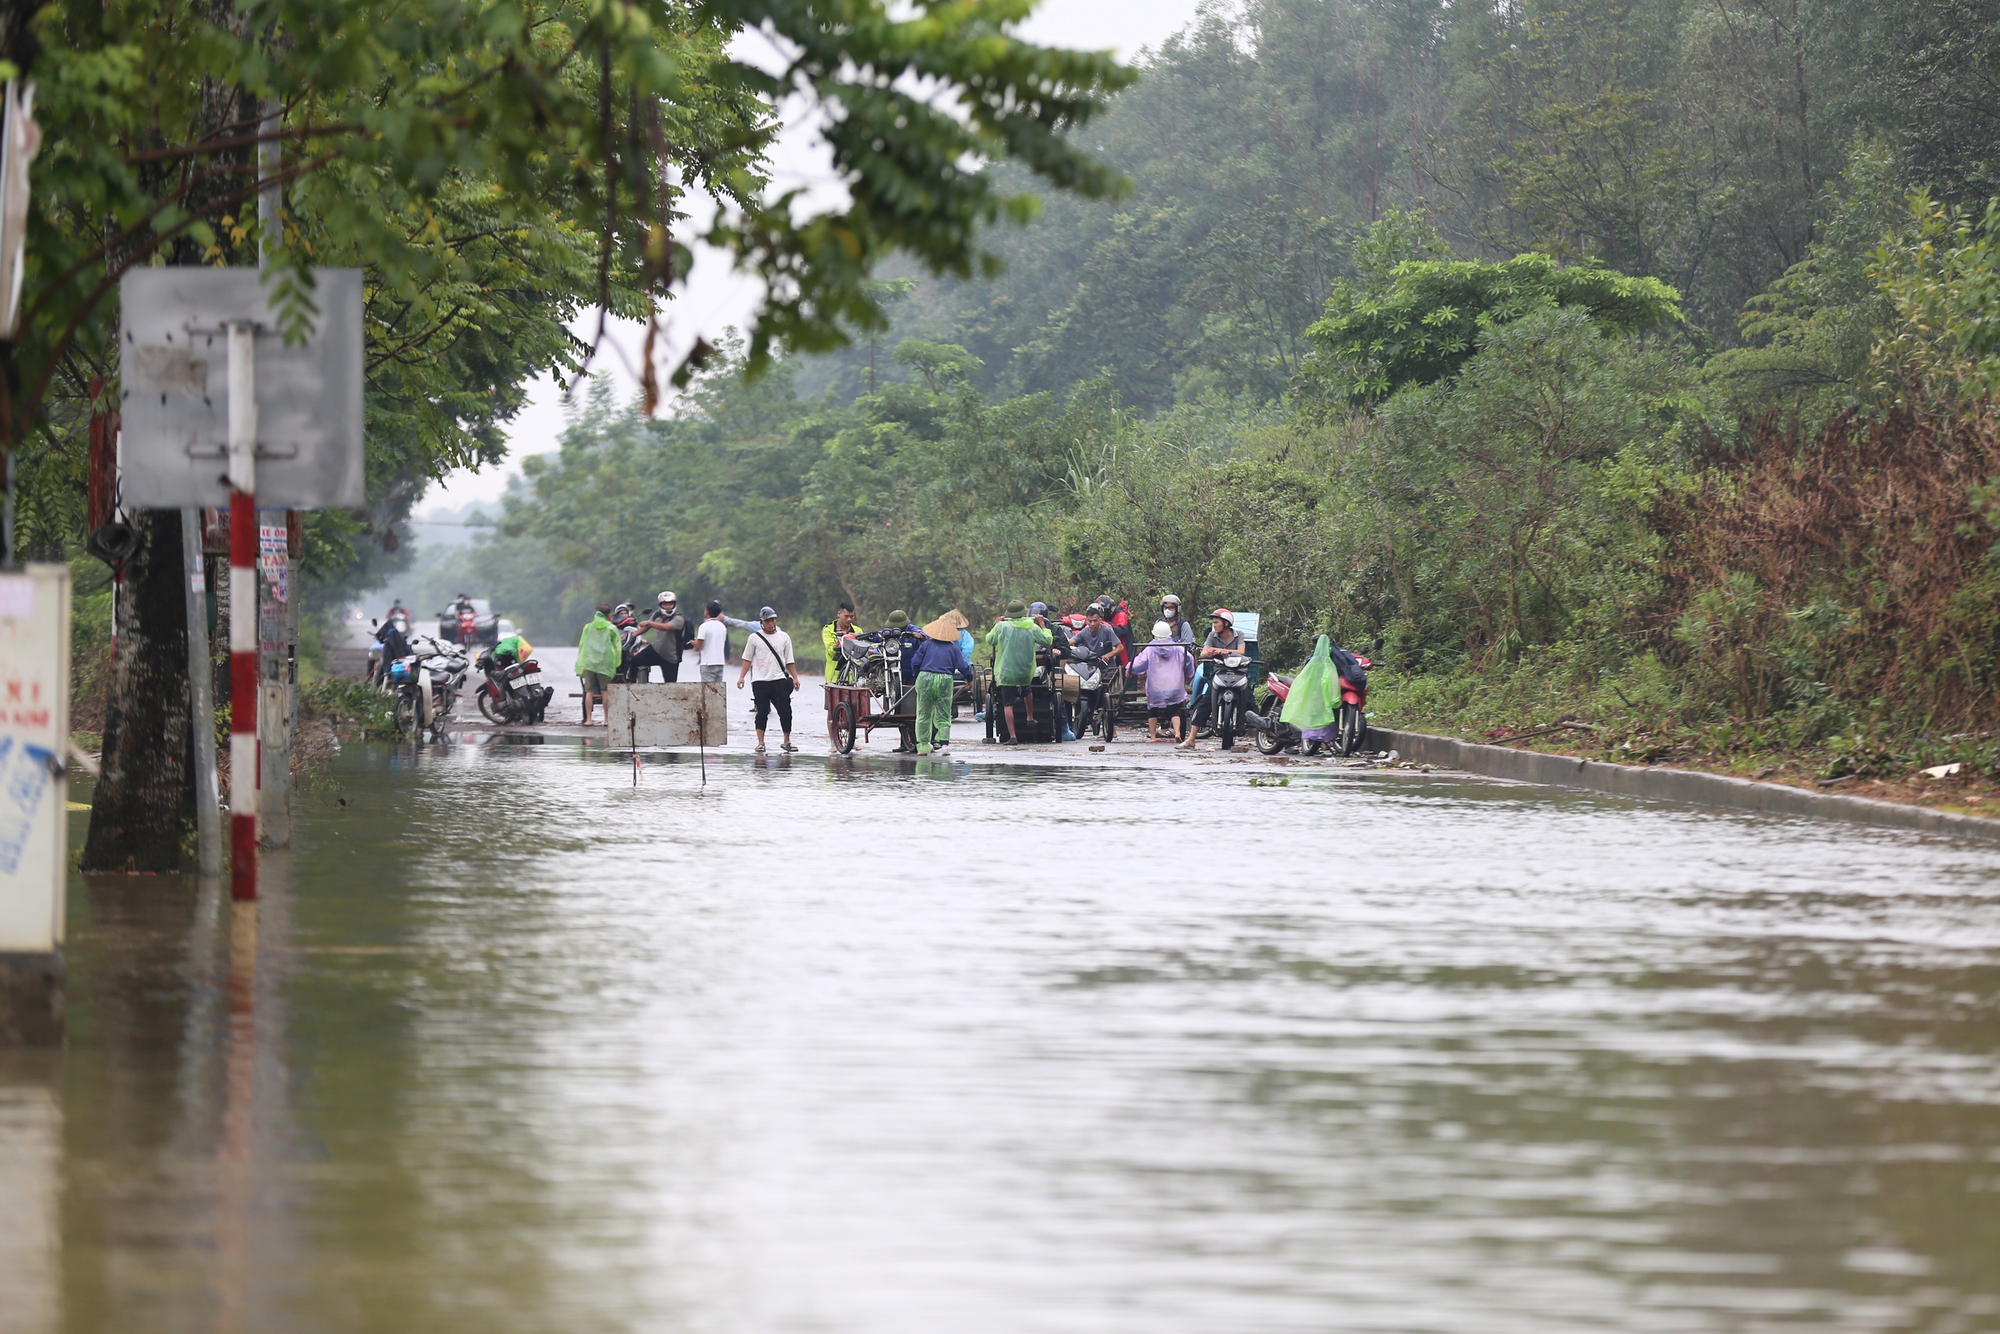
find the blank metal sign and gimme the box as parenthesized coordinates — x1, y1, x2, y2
(118, 268, 363, 508)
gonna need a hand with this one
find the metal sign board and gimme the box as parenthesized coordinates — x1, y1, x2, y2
(605, 683, 728, 747)
(0, 565, 68, 953)
(117, 267, 364, 508)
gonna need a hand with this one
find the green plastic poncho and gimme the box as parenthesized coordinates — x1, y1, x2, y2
(1280, 635, 1341, 729)
(576, 614, 622, 677)
(986, 616, 1052, 687)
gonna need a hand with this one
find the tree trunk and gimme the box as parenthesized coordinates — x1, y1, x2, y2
(81, 509, 195, 872)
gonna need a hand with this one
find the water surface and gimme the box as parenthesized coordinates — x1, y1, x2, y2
(9, 741, 2000, 1333)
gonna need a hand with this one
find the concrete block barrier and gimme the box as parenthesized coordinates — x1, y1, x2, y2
(1371, 727, 2000, 844)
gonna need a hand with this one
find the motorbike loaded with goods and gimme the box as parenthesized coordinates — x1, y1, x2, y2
(386, 634, 472, 740)
(825, 625, 920, 753)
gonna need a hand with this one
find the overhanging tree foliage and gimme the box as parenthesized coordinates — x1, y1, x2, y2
(4, 0, 1132, 870)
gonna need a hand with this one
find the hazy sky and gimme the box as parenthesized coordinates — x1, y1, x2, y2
(419, 0, 1209, 517)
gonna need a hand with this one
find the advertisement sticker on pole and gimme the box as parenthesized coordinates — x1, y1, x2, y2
(0, 566, 70, 958)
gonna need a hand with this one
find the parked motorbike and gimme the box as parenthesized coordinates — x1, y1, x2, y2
(474, 648, 552, 724)
(386, 655, 431, 737)
(416, 635, 470, 736)
(1248, 672, 1299, 755)
(1245, 650, 1373, 756)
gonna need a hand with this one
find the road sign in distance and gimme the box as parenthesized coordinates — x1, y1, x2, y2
(117, 268, 363, 508)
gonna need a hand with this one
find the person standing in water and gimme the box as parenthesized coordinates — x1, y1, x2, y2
(735, 606, 800, 753)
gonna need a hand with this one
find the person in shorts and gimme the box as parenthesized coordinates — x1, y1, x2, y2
(694, 601, 730, 683)
(985, 599, 1052, 744)
(735, 606, 800, 752)
(574, 602, 621, 723)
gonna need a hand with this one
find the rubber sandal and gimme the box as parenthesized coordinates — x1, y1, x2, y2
(755, 744, 766, 753)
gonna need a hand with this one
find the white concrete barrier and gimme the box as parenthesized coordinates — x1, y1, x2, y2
(605, 682, 728, 748)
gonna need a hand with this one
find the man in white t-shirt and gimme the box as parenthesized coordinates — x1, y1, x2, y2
(735, 606, 800, 752)
(694, 600, 730, 683)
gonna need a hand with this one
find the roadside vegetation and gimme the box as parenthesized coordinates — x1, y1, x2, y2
(424, 0, 2000, 810)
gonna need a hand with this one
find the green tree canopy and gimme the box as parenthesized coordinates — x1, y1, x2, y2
(1304, 252, 1685, 404)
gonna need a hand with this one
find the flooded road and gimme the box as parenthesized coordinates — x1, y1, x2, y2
(8, 740, 2000, 1333)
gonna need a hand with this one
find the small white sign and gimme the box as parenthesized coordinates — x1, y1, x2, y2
(0, 573, 32, 619)
(0, 565, 68, 953)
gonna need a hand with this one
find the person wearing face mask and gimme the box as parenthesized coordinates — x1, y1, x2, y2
(637, 591, 687, 682)
(1157, 593, 1196, 646)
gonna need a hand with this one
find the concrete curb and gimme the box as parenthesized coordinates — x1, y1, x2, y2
(1371, 727, 2000, 844)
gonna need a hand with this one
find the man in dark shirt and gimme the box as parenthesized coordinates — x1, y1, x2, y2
(637, 591, 687, 682)
(1068, 604, 1121, 664)
(1191, 608, 1247, 734)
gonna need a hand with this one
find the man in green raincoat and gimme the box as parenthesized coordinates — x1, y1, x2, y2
(986, 599, 1052, 744)
(576, 602, 622, 724)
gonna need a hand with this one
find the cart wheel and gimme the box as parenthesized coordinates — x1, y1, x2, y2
(831, 701, 858, 754)
(1103, 702, 1116, 743)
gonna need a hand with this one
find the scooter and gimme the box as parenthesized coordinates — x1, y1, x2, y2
(1209, 652, 1253, 750)
(1065, 648, 1119, 742)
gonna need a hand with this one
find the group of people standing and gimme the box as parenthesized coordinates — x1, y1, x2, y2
(573, 592, 802, 752)
(552, 587, 1251, 755)
(982, 593, 1249, 747)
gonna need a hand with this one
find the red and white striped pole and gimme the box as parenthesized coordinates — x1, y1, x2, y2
(226, 321, 259, 901)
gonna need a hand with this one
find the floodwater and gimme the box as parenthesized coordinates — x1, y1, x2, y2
(5, 732, 2000, 1333)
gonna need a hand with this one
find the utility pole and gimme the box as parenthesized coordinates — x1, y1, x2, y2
(255, 97, 294, 849)
(182, 507, 222, 876)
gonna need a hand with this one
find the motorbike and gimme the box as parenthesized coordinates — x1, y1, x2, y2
(389, 635, 473, 739)
(474, 647, 552, 724)
(1246, 650, 1373, 757)
(835, 632, 912, 712)
(368, 610, 413, 683)
(1209, 652, 1254, 750)
(1064, 648, 1119, 742)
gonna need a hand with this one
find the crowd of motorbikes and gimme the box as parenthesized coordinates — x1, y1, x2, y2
(365, 590, 1373, 754)
(370, 598, 552, 738)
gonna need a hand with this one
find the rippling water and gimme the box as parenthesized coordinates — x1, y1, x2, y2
(8, 740, 2000, 1333)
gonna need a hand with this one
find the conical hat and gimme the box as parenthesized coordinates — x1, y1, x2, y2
(923, 609, 970, 641)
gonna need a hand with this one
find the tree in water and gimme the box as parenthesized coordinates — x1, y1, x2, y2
(81, 511, 195, 872)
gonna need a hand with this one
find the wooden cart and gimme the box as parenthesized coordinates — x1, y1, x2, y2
(824, 681, 916, 754)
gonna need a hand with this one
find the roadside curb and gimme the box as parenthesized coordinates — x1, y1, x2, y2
(1372, 727, 2000, 844)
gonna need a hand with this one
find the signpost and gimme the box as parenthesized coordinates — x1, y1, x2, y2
(117, 267, 362, 900)
(0, 566, 69, 1045)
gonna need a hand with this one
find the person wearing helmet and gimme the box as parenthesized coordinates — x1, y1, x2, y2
(1185, 608, 1247, 747)
(1158, 594, 1195, 646)
(637, 591, 687, 681)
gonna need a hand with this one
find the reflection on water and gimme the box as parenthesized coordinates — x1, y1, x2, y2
(15, 746, 2000, 1333)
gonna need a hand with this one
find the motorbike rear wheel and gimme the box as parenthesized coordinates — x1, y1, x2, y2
(1336, 703, 1364, 756)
